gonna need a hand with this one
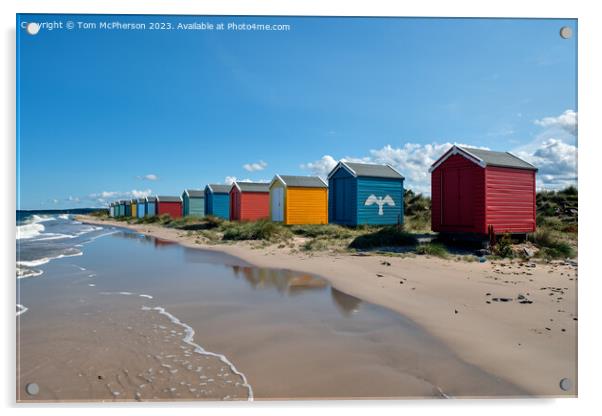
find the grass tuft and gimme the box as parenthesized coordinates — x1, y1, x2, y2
(348, 226, 417, 249)
(415, 242, 449, 258)
(529, 228, 576, 259)
(221, 219, 292, 242)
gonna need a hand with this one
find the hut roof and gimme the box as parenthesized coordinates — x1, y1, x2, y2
(232, 182, 270, 193)
(145, 196, 157, 202)
(184, 189, 204, 198)
(429, 145, 537, 172)
(271, 175, 328, 188)
(156, 196, 182, 202)
(328, 161, 404, 180)
(206, 184, 232, 194)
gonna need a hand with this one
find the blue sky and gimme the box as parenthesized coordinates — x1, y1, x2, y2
(17, 15, 577, 209)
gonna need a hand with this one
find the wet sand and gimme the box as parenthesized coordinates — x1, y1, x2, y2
(17, 226, 530, 402)
(74, 216, 578, 398)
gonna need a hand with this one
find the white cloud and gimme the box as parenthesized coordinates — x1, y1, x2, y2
(301, 138, 576, 194)
(131, 189, 153, 199)
(242, 160, 267, 172)
(88, 189, 153, 203)
(138, 173, 158, 181)
(302, 143, 474, 194)
(534, 109, 577, 136)
(511, 109, 578, 190)
(225, 176, 267, 184)
(300, 155, 338, 178)
(516, 139, 577, 190)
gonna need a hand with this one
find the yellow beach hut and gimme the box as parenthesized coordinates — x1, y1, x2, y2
(131, 199, 138, 218)
(269, 175, 328, 225)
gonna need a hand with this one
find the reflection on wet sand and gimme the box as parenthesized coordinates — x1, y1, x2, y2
(113, 231, 176, 249)
(232, 265, 327, 296)
(330, 287, 362, 316)
(154, 238, 177, 248)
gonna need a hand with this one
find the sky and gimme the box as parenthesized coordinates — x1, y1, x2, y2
(16, 15, 577, 209)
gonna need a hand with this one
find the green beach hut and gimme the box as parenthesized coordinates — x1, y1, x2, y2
(182, 189, 205, 217)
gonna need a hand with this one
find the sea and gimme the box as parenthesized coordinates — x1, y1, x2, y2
(16, 209, 111, 280)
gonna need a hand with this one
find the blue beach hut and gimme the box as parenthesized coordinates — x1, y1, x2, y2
(124, 200, 132, 217)
(327, 161, 405, 226)
(182, 189, 205, 217)
(145, 196, 157, 217)
(137, 198, 146, 218)
(204, 184, 231, 220)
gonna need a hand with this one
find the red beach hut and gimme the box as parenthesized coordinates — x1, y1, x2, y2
(156, 195, 183, 218)
(429, 145, 537, 236)
(229, 182, 270, 221)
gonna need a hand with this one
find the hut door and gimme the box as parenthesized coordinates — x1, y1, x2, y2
(272, 187, 284, 222)
(442, 168, 473, 227)
(458, 169, 474, 227)
(230, 192, 239, 220)
(442, 168, 460, 226)
(333, 178, 352, 223)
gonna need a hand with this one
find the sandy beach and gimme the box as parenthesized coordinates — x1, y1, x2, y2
(76, 216, 577, 398)
(18, 219, 531, 402)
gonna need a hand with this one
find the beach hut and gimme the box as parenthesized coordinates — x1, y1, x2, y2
(205, 184, 231, 220)
(269, 175, 328, 225)
(145, 196, 157, 217)
(429, 145, 537, 236)
(131, 199, 138, 218)
(229, 182, 270, 221)
(145, 196, 156, 217)
(109, 203, 115, 217)
(124, 200, 132, 217)
(118, 200, 126, 217)
(328, 161, 405, 226)
(182, 189, 205, 217)
(137, 198, 146, 218)
(156, 195, 182, 218)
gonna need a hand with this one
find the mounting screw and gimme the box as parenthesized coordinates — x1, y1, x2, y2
(25, 383, 39, 396)
(560, 26, 572, 39)
(559, 378, 572, 391)
(26, 22, 40, 36)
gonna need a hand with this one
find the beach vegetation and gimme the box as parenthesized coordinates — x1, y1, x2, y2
(90, 210, 109, 218)
(221, 219, 293, 242)
(290, 224, 358, 239)
(301, 237, 332, 252)
(404, 190, 431, 232)
(529, 228, 575, 259)
(527, 186, 578, 259)
(348, 226, 418, 250)
(415, 242, 449, 258)
(493, 233, 515, 258)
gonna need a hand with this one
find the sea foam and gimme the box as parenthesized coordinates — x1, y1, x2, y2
(16, 215, 56, 240)
(142, 305, 254, 401)
(99, 290, 253, 400)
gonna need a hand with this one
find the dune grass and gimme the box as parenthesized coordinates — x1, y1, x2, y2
(221, 219, 293, 242)
(529, 228, 575, 259)
(348, 226, 418, 250)
(415, 242, 449, 258)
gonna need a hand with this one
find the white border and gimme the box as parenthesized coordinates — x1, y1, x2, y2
(3, 1, 601, 416)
